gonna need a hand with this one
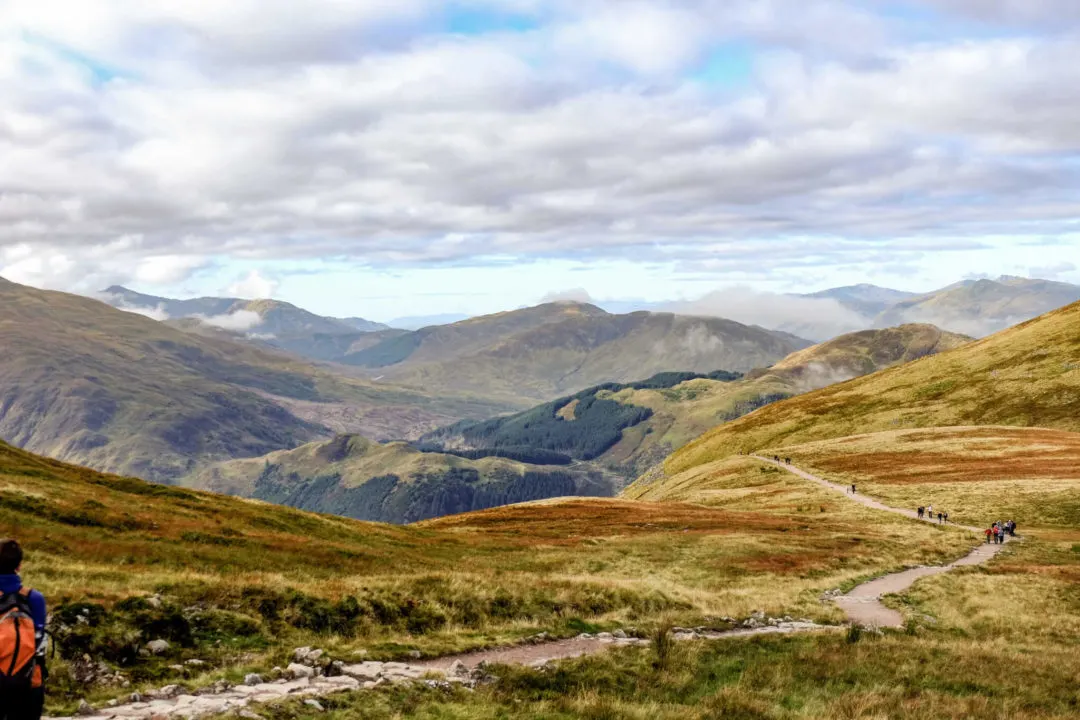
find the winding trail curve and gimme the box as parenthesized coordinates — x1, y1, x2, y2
(752, 455, 1009, 627)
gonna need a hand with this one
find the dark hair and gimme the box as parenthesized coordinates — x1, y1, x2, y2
(0, 539, 23, 574)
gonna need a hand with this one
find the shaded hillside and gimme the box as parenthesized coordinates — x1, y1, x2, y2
(190, 434, 617, 523)
(0, 278, 510, 482)
(874, 276, 1080, 337)
(428, 325, 967, 480)
(800, 284, 917, 317)
(363, 303, 808, 404)
(656, 300, 1080, 481)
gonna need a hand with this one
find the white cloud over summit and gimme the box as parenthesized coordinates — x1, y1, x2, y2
(1, 0, 1079, 314)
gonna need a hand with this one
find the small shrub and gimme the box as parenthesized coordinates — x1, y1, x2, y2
(653, 621, 675, 670)
(846, 625, 863, 644)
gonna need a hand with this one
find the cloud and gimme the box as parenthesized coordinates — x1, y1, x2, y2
(112, 301, 169, 322)
(540, 287, 593, 304)
(1027, 261, 1077, 280)
(667, 287, 872, 341)
(194, 309, 264, 332)
(1, 0, 1079, 297)
(225, 271, 279, 299)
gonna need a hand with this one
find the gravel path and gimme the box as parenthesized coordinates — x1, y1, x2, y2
(753, 455, 1010, 627)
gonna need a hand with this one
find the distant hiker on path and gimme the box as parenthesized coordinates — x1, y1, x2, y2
(943, 512, 948, 524)
(927, 504, 933, 518)
(985, 527, 993, 543)
(918, 506, 925, 519)
(850, 484, 856, 495)
(1, 539, 47, 720)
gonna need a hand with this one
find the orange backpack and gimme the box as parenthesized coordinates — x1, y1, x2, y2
(0, 588, 41, 690)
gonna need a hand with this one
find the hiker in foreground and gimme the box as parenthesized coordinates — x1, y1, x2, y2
(1, 539, 47, 720)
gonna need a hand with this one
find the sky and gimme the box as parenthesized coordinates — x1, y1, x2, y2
(2, 0, 1080, 323)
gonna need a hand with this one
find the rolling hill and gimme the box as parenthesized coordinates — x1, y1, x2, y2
(873, 276, 1080, 337)
(647, 297, 1080, 485)
(190, 433, 618, 524)
(354, 302, 811, 404)
(427, 324, 969, 479)
(0, 278, 511, 483)
(103, 285, 400, 362)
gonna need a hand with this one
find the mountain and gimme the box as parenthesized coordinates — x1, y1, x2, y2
(190, 433, 618, 524)
(799, 283, 917, 317)
(102, 286, 392, 358)
(651, 297, 1080, 483)
(874, 276, 1080, 337)
(776, 276, 1080, 340)
(0, 278, 511, 483)
(426, 324, 970, 479)
(346, 302, 811, 405)
(385, 312, 471, 329)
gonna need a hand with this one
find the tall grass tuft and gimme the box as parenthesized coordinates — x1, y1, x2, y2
(652, 620, 675, 670)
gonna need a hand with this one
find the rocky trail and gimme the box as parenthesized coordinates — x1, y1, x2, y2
(754, 455, 1011, 627)
(48, 459, 1009, 720)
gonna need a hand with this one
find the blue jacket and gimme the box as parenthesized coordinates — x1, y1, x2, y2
(0, 574, 47, 632)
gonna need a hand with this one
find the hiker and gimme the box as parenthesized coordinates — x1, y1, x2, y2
(918, 506, 924, 519)
(1, 539, 47, 720)
(850, 484, 856, 495)
(927, 504, 933, 518)
(985, 527, 993, 544)
(1008, 520, 1016, 537)
(943, 512, 948, 524)
(785, 457, 791, 465)
(994, 525, 1002, 544)
(936, 512, 942, 524)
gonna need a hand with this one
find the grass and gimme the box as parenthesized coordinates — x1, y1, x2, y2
(602, 324, 968, 478)
(765, 426, 1080, 530)
(662, 299, 1080, 478)
(0, 440, 979, 714)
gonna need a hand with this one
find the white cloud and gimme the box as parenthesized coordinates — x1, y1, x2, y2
(114, 302, 169, 322)
(667, 287, 871, 340)
(194, 309, 264, 332)
(0, 0, 1078, 305)
(540, 288, 593, 304)
(225, 270, 279, 299)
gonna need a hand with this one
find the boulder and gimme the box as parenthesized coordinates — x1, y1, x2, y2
(304, 700, 325, 712)
(340, 662, 384, 681)
(243, 674, 263, 686)
(447, 660, 470, 680)
(286, 663, 315, 679)
(145, 640, 170, 655)
(76, 700, 95, 716)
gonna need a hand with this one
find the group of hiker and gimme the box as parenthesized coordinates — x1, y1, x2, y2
(1, 539, 46, 720)
(917, 505, 949, 524)
(986, 520, 1017, 544)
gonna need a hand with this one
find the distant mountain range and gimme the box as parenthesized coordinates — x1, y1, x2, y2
(341, 302, 811, 404)
(791, 276, 1080, 340)
(0, 278, 510, 483)
(103, 287, 813, 406)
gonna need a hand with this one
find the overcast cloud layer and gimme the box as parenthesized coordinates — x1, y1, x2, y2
(1, 1, 1079, 315)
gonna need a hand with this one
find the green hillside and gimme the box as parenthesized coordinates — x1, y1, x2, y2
(427, 325, 968, 481)
(189, 434, 618, 523)
(0, 278, 510, 483)
(655, 299, 1080, 481)
(350, 303, 809, 404)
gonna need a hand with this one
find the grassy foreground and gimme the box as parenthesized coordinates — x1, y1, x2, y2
(0, 439, 978, 714)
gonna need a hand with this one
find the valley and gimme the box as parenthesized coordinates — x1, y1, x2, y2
(2, 281, 1080, 719)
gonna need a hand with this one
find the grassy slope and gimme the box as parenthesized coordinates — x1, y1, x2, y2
(189, 434, 620, 523)
(370, 304, 807, 404)
(0, 278, 510, 482)
(241, 448, 1080, 720)
(600, 324, 969, 476)
(0, 439, 979, 713)
(659, 299, 1080, 479)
